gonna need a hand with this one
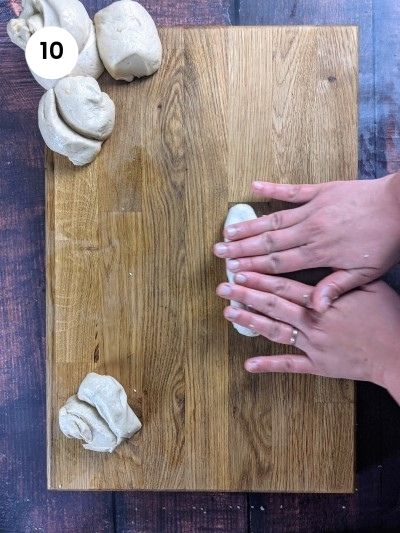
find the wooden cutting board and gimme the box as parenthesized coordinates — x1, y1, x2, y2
(46, 26, 357, 492)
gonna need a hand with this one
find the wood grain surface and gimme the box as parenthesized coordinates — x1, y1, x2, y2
(238, 0, 375, 181)
(47, 26, 357, 492)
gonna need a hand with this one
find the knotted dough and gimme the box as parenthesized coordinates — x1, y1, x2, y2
(59, 373, 141, 453)
(7, 0, 104, 89)
(59, 395, 119, 453)
(78, 373, 142, 440)
(38, 76, 115, 166)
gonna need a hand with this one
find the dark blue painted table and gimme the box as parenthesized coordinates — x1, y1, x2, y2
(0, 1, 399, 530)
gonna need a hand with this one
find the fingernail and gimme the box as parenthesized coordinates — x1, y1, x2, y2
(235, 273, 247, 284)
(225, 226, 237, 238)
(217, 283, 232, 297)
(225, 307, 240, 319)
(214, 243, 228, 256)
(246, 359, 259, 371)
(327, 283, 339, 301)
(228, 260, 240, 271)
(319, 286, 332, 311)
(253, 181, 263, 190)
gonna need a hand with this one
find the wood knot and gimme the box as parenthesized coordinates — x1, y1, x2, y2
(93, 344, 100, 363)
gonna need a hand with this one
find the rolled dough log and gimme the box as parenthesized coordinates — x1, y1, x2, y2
(225, 204, 260, 337)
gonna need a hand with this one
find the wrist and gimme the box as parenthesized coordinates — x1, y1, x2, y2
(385, 381, 400, 406)
(378, 357, 400, 406)
(382, 172, 400, 260)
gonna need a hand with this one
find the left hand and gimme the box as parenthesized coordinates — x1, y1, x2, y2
(216, 273, 400, 403)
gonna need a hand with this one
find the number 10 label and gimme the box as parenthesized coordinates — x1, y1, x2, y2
(25, 26, 79, 81)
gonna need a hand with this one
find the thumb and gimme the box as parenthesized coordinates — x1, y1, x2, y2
(311, 269, 373, 312)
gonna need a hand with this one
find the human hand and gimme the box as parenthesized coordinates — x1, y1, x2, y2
(216, 274, 400, 404)
(213, 174, 400, 311)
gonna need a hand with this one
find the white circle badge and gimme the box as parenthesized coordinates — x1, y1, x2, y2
(25, 26, 79, 80)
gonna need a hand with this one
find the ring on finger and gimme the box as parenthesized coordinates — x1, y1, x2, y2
(289, 327, 299, 346)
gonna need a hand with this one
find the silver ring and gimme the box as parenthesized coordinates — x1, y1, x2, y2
(289, 328, 299, 346)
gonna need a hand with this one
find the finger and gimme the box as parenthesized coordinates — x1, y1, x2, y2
(252, 181, 322, 203)
(223, 206, 308, 241)
(217, 283, 306, 330)
(245, 355, 314, 375)
(224, 306, 308, 349)
(215, 221, 309, 259)
(227, 245, 322, 275)
(311, 268, 375, 312)
(234, 272, 312, 307)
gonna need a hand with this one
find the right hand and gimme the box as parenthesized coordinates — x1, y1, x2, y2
(216, 275, 400, 404)
(213, 174, 400, 311)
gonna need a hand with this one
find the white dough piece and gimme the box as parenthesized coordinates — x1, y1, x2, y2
(225, 204, 260, 337)
(7, 17, 32, 49)
(38, 88, 102, 166)
(59, 395, 119, 453)
(78, 373, 142, 440)
(94, 0, 162, 81)
(7, 2, 103, 89)
(7, 0, 91, 52)
(70, 23, 104, 81)
(54, 76, 115, 141)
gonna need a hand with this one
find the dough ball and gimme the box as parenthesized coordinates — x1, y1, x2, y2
(59, 395, 119, 453)
(77, 373, 142, 440)
(54, 76, 115, 141)
(94, 0, 162, 82)
(38, 88, 102, 166)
